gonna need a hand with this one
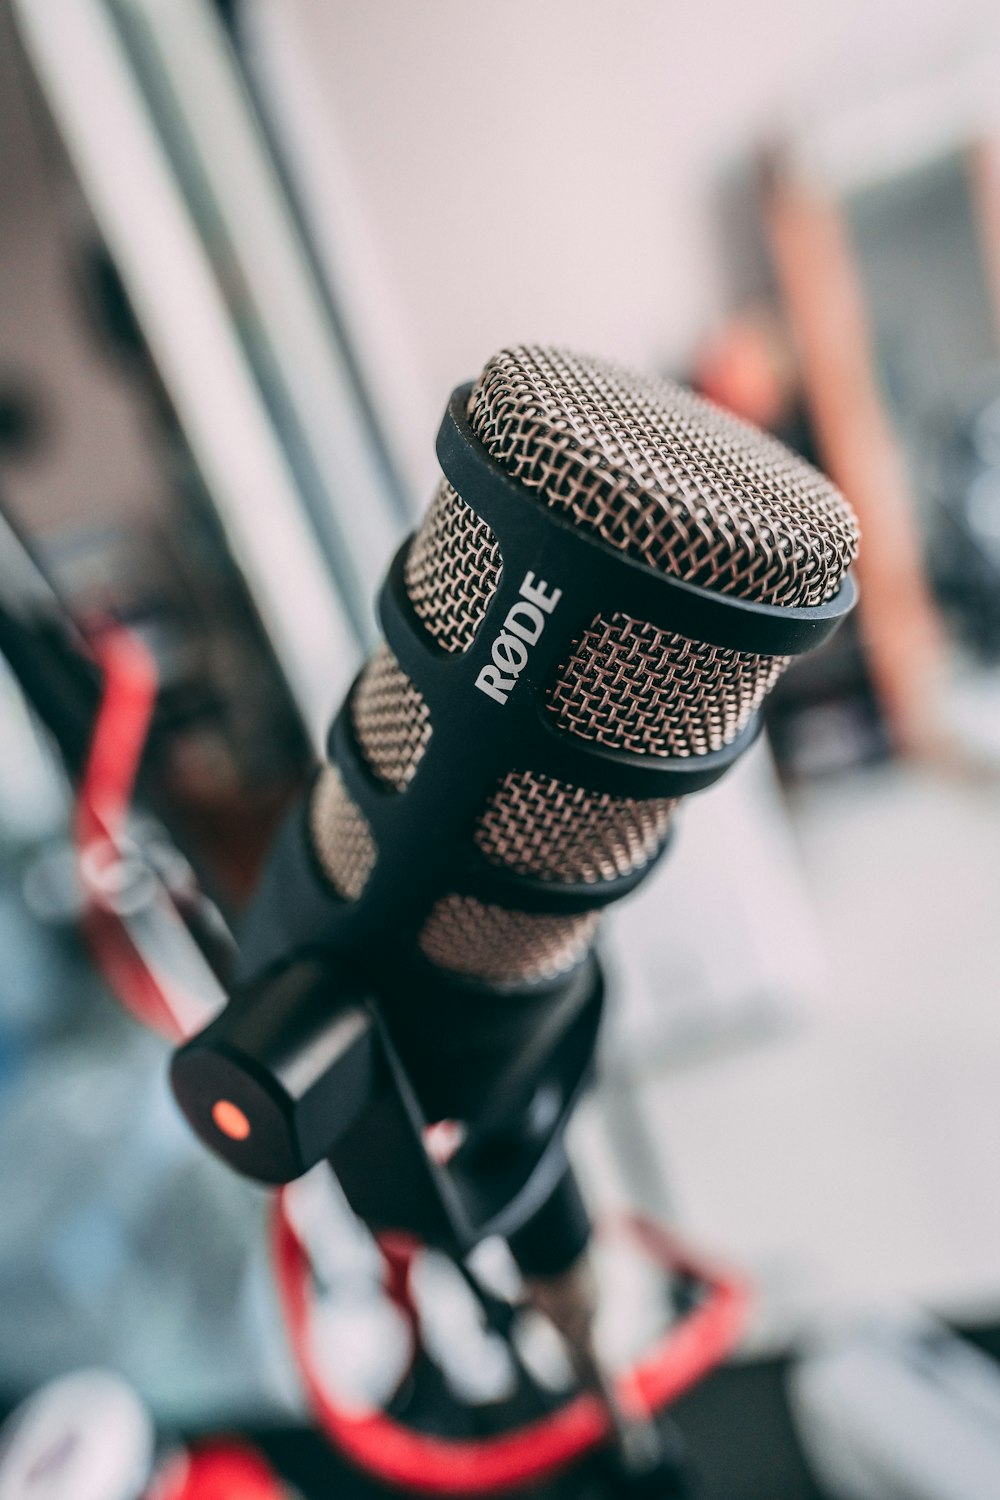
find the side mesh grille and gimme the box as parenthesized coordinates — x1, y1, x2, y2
(476, 771, 676, 884)
(309, 765, 376, 902)
(351, 643, 432, 791)
(404, 479, 503, 654)
(418, 894, 599, 986)
(311, 648, 430, 902)
(546, 615, 789, 759)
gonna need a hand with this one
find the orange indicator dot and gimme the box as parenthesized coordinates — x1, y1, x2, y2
(212, 1099, 251, 1141)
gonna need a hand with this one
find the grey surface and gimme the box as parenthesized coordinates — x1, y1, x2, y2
(577, 760, 1000, 1344)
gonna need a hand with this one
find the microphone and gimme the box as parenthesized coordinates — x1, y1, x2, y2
(266, 345, 856, 982)
(174, 344, 857, 1175)
(171, 347, 857, 1491)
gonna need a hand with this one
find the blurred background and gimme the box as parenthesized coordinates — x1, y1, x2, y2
(3, 1, 1000, 1496)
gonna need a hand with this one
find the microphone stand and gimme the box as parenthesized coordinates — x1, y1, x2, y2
(174, 948, 694, 1496)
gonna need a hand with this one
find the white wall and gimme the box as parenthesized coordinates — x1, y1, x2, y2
(284, 0, 1000, 409)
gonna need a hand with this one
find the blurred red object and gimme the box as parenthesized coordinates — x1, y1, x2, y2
(694, 305, 798, 432)
(152, 1442, 287, 1500)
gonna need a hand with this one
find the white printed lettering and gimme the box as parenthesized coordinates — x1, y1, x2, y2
(520, 572, 563, 614)
(475, 665, 515, 704)
(504, 600, 545, 644)
(474, 572, 563, 706)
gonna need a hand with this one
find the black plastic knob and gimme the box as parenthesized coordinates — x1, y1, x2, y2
(170, 958, 375, 1184)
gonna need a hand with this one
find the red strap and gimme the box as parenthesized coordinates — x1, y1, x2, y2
(75, 624, 186, 1039)
(77, 625, 158, 852)
(274, 1194, 749, 1495)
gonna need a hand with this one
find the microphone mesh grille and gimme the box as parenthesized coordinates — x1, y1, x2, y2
(475, 771, 675, 884)
(417, 894, 599, 985)
(351, 643, 431, 791)
(467, 346, 857, 608)
(404, 480, 503, 653)
(547, 614, 787, 759)
(310, 765, 376, 901)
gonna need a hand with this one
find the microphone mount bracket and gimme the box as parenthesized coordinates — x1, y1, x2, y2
(171, 950, 603, 1268)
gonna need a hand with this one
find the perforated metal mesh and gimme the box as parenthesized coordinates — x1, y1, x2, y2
(404, 479, 502, 653)
(418, 894, 599, 985)
(476, 772, 676, 884)
(468, 346, 857, 608)
(309, 765, 376, 902)
(351, 643, 431, 791)
(547, 615, 788, 759)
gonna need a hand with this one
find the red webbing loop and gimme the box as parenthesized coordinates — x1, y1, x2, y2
(75, 624, 183, 1039)
(274, 1195, 749, 1494)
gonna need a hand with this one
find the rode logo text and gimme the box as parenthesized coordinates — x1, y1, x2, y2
(475, 572, 563, 705)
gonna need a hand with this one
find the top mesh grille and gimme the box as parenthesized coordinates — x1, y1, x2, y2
(467, 346, 858, 608)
